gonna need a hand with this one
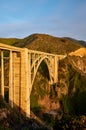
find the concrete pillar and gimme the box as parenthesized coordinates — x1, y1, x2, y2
(1, 50, 4, 98)
(26, 51, 31, 117)
(54, 56, 59, 83)
(20, 49, 31, 117)
(9, 50, 13, 107)
(11, 49, 31, 117)
(12, 52, 21, 109)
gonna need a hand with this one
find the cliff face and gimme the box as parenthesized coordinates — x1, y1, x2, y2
(52, 56, 86, 115)
(30, 55, 86, 115)
(68, 48, 86, 75)
(68, 56, 86, 75)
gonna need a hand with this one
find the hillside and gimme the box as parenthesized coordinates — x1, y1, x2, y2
(78, 40, 86, 47)
(0, 96, 49, 130)
(14, 34, 82, 54)
(30, 56, 86, 129)
(69, 48, 86, 57)
(31, 55, 86, 112)
(0, 33, 84, 54)
(0, 38, 21, 46)
(65, 37, 86, 47)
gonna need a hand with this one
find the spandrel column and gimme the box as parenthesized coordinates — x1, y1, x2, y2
(1, 50, 4, 98)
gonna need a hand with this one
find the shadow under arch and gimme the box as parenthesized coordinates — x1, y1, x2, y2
(37, 60, 50, 80)
(30, 58, 52, 115)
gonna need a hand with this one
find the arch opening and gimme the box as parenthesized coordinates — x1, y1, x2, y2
(31, 56, 53, 88)
(30, 60, 51, 115)
(37, 60, 50, 81)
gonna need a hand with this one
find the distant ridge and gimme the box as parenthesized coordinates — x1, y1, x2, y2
(65, 37, 86, 47)
(0, 33, 85, 54)
(78, 40, 86, 47)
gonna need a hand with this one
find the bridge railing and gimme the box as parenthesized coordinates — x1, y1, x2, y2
(0, 42, 66, 58)
(0, 43, 22, 52)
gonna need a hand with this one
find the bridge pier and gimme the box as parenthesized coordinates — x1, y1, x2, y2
(22, 49, 31, 117)
(12, 51, 21, 110)
(12, 49, 31, 117)
(54, 56, 59, 83)
(9, 50, 13, 108)
(1, 50, 4, 98)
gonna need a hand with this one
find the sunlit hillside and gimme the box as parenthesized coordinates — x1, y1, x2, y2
(0, 38, 21, 46)
(0, 33, 85, 54)
(69, 48, 86, 57)
(14, 34, 83, 54)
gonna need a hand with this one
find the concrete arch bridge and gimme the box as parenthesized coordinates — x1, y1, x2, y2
(0, 43, 66, 116)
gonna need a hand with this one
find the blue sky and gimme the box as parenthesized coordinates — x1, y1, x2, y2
(0, 0, 86, 40)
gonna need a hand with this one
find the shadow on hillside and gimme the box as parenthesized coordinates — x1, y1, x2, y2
(0, 95, 50, 130)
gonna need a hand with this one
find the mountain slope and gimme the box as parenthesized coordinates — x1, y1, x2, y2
(78, 40, 86, 47)
(14, 34, 82, 54)
(65, 37, 86, 47)
(0, 38, 21, 46)
(69, 48, 86, 57)
(0, 34, 84, 55)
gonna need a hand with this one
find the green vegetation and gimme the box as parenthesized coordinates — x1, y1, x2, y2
(0, 38, 20, 46)
(60, 95, 74, 114)
(0, 126, 11, 130)
(59, 59, 86, 116)
(30, 55, 86, 127)
(53, 114, 86, 130)
(30, 61, 49, 114)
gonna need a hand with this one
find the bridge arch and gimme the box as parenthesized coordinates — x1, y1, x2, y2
(31, 55, 54, 91)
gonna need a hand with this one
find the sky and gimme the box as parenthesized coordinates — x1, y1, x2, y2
(0, 0, 86, 40)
